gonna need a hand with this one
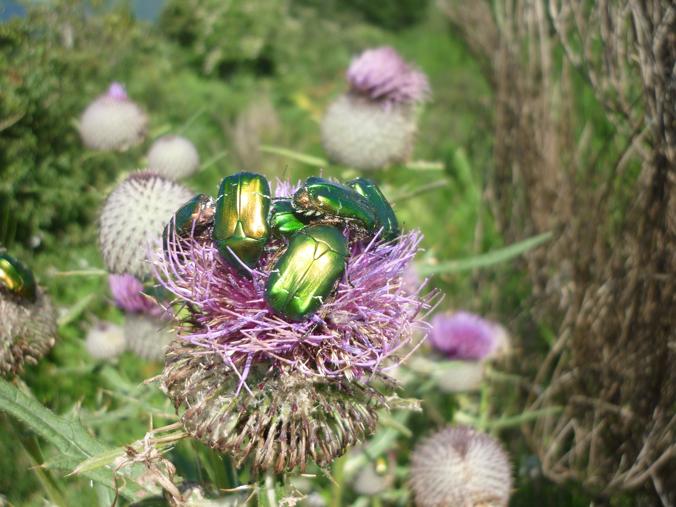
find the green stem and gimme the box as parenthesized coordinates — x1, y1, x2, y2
(330, 455, 347, 507)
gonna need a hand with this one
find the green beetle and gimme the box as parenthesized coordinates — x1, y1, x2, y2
(163, 193, 214, 250)
(0, 252, 37, 303)
(213, 172, 271, 271)
(347, 178, 399, 240)
(265, 225, 348, 321)
(269, 199, 308, 236)
(293, 177, 378, 233)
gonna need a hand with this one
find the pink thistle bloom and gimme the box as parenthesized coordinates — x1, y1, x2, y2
(108, 273, 165, 318)
(152, 180, 438, 385)
(429, 311, 507, 361)
(106, 82, 129, 101)
(347, 47, 430, 105)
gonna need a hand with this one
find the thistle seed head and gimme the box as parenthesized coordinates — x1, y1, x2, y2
(124, 313, 175, 362)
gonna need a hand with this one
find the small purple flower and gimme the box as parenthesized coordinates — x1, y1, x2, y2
(429, 311, 506, 361)
(108, 274, 164, 317)
(107, 82, 128, 101)
(347, 47, 430, 105)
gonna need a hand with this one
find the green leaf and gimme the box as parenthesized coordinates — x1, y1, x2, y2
(0, 379, 147, 501)
(260, 145, 327, 167)
(416, 231, 553, 276)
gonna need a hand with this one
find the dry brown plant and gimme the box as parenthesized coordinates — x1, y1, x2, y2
(439, 0, 674, 501)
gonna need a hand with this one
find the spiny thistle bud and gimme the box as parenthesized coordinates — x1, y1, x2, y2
(0, 255, 57, 376)
(79, 82, 148, 151)
(84, 321, 126, 360)
(429, 312, 509, 361)
(322, 95, 418, 170)
(147, 135, 200, 180)
(162, 340, 385, 472)
(410, 426, 512, 507)
(99, 171, 192, 278)
(321, 47, 429, 170)
(124, 313, 175, 362)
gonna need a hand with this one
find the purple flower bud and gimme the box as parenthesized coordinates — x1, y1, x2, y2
(347, 47, 430, 105)
(108, 274, 165, 318)
(107, 82, 128, 101)
(429, 311, 507, 361)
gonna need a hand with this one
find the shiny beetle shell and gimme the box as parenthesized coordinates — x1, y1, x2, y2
(269, 199, 308, 236)
(292, 177, 378, 232)
(347, 178, 399, 240)
(265, 225, 348, 321)
(0, 252, 37, 303)
(213, 172, 271, 270)
(163, 193, 214, 250)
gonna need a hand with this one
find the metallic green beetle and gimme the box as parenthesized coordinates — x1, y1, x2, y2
(265, 225, 348, 321)
(269, 199, 308, 236)
(292, 177, 378, 232)
(163, 193, 214, 251)
(347, 178, 399, 240)
(213, 172, 271, 270)
(0, 252, 37, 303)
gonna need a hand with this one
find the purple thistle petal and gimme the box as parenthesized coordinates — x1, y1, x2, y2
(151, 182, 439, 384)
(347, 47, 430, 105)
(107, 82, 129, 101)
(108, 273, 165, 317)
(428, 311, 506, 361)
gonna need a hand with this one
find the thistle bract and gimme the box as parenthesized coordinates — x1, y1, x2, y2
(0, 286, 57, 377)
(162, 340, 385, 472)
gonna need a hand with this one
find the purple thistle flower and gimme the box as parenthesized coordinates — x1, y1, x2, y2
(347, 47, 430, 105)
(152, 181, 437, 385)
(429, 311, 507, 361)
(107, 82, 129, 101)
(108, 273, 165, 318)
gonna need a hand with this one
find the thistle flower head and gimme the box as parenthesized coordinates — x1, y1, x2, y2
(347, 47, 430, 105)
(79, 82, 148, 151)
(147, 135, 200, 180)
(321, 95, 417, 170)
(162, 340, 386, 472)
(85, 321, 126, 360)
(0, 289, 57, 377)
(154, 180, 434, 382)
(108, 274, 165, 317)
(99, 171, 192, 278)
(410, 426, 512, 507)
(429, 312, 508, 361)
